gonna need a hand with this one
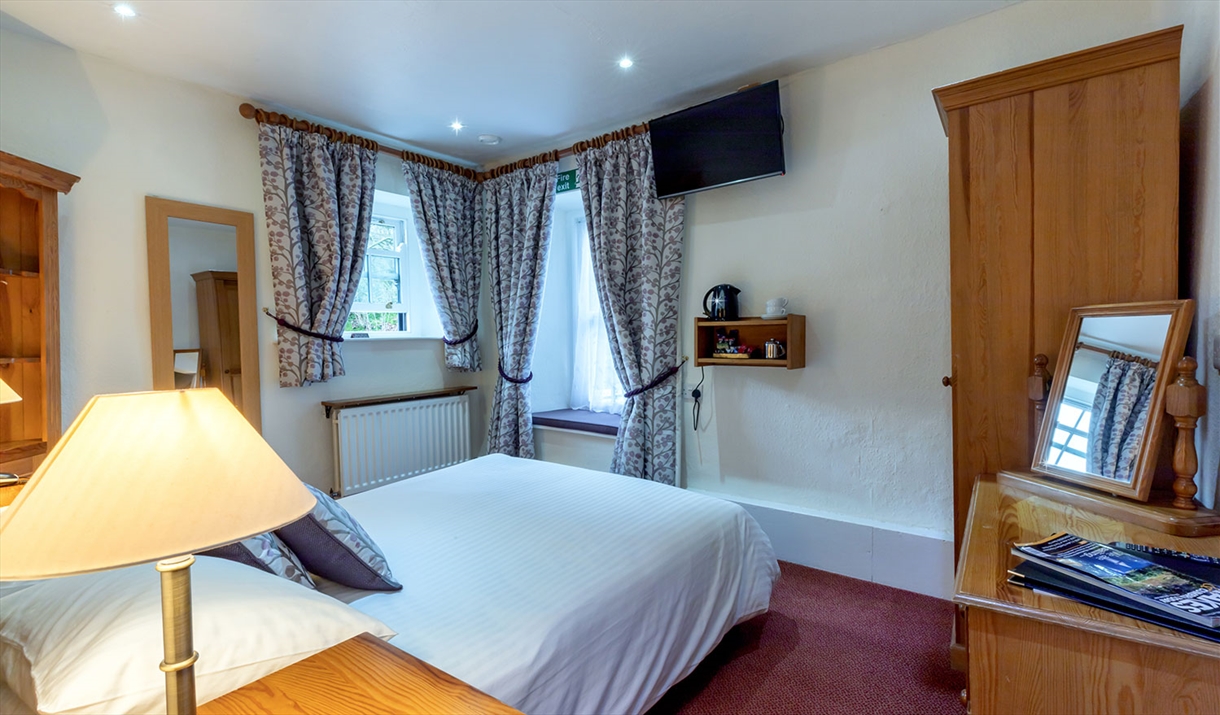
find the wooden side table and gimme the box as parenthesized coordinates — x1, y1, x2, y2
(956, 473, 1220, 715)
(199, 633, 522, 715)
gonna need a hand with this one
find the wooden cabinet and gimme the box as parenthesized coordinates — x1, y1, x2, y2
(193, 270, 243, 410)
(957, 474, 1219, 714)
(934, 27, 1183, 558)
(0, 152, 78, 477)
(199, 633, 522, 715)
(694, 315, 805, 369)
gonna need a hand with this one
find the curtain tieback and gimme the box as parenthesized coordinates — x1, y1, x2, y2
(262, 308, 344, 343)
(444, 320, 479, 346)
(498, 359, 533, 385)
(624, 358, 688, 399)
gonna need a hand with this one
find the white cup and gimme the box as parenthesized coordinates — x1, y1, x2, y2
(765, 298, 788, 316)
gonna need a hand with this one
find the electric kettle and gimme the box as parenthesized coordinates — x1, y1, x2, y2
(703, 284, 741, 321)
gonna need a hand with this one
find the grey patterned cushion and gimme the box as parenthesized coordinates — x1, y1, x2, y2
(276, 484, 401, 591)
(202, 532, 316, 589)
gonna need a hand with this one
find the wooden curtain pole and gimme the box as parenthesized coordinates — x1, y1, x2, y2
(238, 103, 382, 152)
(1074, 341, 1159, 368)
(238, 103, 650, 180)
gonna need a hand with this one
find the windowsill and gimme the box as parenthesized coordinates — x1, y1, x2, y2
(343, 334, 445, 341)
(532, 409, 620, 437)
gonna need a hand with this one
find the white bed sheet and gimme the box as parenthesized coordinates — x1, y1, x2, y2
(328, 454, 779, 715)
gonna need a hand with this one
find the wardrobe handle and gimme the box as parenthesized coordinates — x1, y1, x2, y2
(942, 376, 954, 387)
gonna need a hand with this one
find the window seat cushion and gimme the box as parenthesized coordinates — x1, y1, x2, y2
(532, 409, 620, 436)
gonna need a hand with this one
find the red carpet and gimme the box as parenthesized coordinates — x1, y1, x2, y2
(647, 562, 967, 715)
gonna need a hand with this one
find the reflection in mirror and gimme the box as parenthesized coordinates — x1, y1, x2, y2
(173, 349, 202, 389)
(1043, 313, 1171, 484)
(167, 218, 242, 411)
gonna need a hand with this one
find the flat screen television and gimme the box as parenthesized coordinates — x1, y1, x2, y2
(650, 80, 785, 199)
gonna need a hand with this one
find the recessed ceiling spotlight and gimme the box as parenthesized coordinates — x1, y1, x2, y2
(113, 3, 136, 18)
(478, 134, 502, 145)
(618, 56, 634, 69)
(449, 120, 464, 133)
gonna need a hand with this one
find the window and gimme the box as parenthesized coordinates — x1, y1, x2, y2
(346, 216, 409, 334)
(1047, 398, 1092, 471)
(343, 190, 443, 339)
(570, 216, 625, 414)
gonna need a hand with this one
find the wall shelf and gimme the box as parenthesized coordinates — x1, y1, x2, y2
(694, 314, 805, 369)
(0, 356, 41, 365)
(0, 268, 38, 278)
(0, 439, 46, 463)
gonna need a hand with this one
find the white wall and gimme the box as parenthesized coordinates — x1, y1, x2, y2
(1180, 4, 1220, 509)
(533, 427, 616, 472)
(167, 218, 238, 351)
(680, 0, 1220, 537)
(0, 28, 496, 491)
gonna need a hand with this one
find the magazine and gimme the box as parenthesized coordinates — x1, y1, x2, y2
(1013, 532, 1220, 629)
(1008, 562, 1220, 643)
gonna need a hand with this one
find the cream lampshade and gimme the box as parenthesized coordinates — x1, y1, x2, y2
(0, 376, 20, 404)
(0, 388, 315, 715)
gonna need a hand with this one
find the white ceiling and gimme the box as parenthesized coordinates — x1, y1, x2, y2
(0, 0, 1017, 167)
(1080, 314, 1173, 360)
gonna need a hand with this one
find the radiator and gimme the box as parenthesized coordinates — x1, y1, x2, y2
(330, 394, 471, 496)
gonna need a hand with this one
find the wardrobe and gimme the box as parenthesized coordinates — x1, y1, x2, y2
(193, 270, 244, 412)
(933, 27, 1183, 663)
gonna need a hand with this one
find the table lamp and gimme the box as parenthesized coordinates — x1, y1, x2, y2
(0, 375, 19, 404)
(0, 388, 316, 715)
(0, 376, 22, 484)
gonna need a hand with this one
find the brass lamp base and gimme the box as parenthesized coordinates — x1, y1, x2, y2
(156, 555, 198, 715)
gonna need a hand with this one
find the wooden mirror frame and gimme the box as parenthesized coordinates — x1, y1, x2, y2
(1031, 299, 1194, 501)
(145, 197, 261, 431)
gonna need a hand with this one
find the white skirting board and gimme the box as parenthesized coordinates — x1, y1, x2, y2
(688, 489, 955, 600)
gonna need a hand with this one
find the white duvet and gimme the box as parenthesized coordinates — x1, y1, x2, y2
(328, 454, 779, 715)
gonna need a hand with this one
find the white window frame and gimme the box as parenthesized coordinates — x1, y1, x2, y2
(1047, 397, 1092, 468)
(344, 194, 415, 339)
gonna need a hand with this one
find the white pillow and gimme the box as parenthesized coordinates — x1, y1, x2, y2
(0, 555, 395, 714)
(0, 508, 34, 600)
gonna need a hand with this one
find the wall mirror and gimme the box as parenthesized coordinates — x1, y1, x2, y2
(1032, 300, 1193, 501)
(146, 198, 261, 431)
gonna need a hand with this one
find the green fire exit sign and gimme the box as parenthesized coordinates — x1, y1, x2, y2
(556, 169, 579, 193)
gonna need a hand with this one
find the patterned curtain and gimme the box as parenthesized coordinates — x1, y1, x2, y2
(576, 132, 686, 485)
(401, 161, 483, 371)
(484, 161, 559, 457)
(257, 123, 376, 387)
(1087, 357, 1158, 481)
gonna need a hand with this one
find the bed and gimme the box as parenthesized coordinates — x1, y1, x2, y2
(319, 454, 779, 714)
(0, 454, 778, 715)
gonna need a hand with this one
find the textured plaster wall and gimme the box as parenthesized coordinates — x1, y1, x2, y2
(682, 0, 1220, 533)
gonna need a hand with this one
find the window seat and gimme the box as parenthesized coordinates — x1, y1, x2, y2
(532, 409, 620, 437)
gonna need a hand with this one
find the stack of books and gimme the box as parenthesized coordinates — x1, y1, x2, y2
(1008, 532, 1220, 642)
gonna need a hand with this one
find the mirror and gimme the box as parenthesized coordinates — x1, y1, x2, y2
(1032, 300, 1193, 501)
(146, 198, 261, 430)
